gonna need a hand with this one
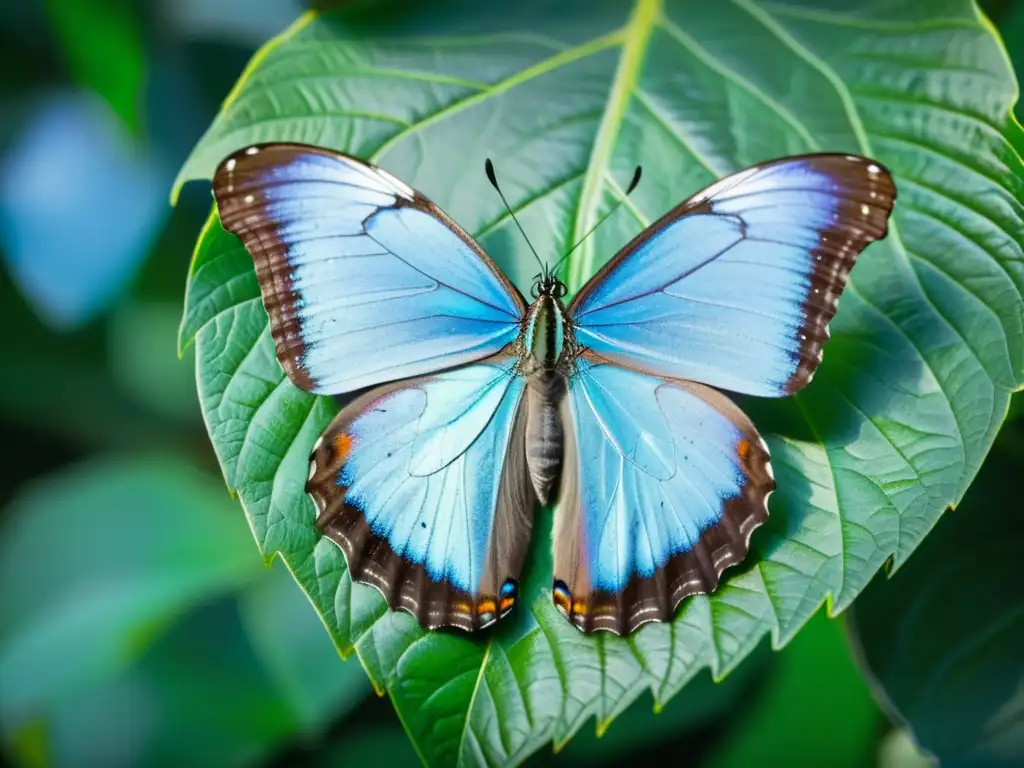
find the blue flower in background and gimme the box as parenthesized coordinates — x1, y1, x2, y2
(0, 90, 167, 330)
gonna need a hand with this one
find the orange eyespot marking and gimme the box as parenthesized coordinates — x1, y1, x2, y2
(453, 601, 471, 615)
(737, 438, 751, 461)
(333, 433, 353, 461)
(500, 597, 515, 613)
(477, 599, 496, 615)
(571, 600, 588, 615)
(552, 581, 572, 615)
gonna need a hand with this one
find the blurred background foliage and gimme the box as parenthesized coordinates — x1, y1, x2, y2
(0, 1, 1020, 766)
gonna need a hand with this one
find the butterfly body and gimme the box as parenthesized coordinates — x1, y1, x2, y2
(212, 143, 896, 636)
(520, 280, 574, 504)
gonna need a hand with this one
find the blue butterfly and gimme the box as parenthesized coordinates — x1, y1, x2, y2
(213, 144, 896, 635)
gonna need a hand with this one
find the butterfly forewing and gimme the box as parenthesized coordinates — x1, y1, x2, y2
(569, 154, 897, 397)
(212, 143, 526, 395)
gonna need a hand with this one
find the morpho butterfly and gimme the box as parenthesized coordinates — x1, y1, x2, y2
(212, 144, 896, 635)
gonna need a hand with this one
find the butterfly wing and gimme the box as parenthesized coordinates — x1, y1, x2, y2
(553, 358, 773, 634)
(213, 143, 526, 395)
(568, 154, 896, 397)
(308, 356, 534, 631)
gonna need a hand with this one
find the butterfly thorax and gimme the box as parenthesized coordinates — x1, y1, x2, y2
(523, 292, 569, 370)
(520, 281, 574, 504)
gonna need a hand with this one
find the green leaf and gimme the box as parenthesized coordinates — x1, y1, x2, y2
(554, 642, 769, 764)
(0, 456, 262, 727)
(877, 729, 936, 768)
(848, 445, 1024, 766)
(108, 299, 201, 425)
(43, 0, 145, 135)
(0, 276, 182, 451)
(177, 1, 1024, 764)
(702, 609, 882, 768)
(14, 599, 302, 767)
(238, 559, 373, 735)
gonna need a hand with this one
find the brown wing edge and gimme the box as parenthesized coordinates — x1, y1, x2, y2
(212, 144, 326, 392)
(212, 144, 527, 394)
(307, 371, 535, 633)
(552, 381, 774, 636)
(783, 157, 896, 393)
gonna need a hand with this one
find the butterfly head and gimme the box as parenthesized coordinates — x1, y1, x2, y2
(531, 272, 567, 300)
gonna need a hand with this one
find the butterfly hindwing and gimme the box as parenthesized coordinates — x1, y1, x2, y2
(213, 143, 526, 395)
(569, 154, 896, 397)
(308, 356, 535, 631)
(553, 358, 773, 634)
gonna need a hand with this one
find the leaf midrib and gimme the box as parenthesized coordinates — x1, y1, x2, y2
(565, 0, 660, 292)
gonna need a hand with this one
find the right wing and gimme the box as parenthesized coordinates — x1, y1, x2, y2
(568, 154, 896, 397)
(308, 356, 535, 632)
(213, 143, 527, 394)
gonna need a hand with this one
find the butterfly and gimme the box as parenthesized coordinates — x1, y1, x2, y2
(212, 144, 896, 635)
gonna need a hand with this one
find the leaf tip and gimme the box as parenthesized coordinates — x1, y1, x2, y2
(882, 553, 897, 577)
(176, 312, 196, 358)
(178, 207, 226, 349)
(213, 10, 320, 127)
(171, 10, 320, 200)
(823, 594, 838, 620)
(175, 336, 193, 359)
(169, 176, 183, 207)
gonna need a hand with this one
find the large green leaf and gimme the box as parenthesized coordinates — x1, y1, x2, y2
(238, 559, 372, 736)
(702, 608, 881, 768)
(17, 598, 310, 768)
(176, 1, 1024, 764)
(0, 456, 261, 728)
(848, 435, 1024, 766)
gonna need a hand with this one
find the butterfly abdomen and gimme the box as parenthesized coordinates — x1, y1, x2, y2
(525, 374, 564, 504)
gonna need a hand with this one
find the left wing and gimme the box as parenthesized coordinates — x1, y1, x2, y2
(213, 143, 526, 395)
(568, 154, 896, 397)
(308, 356, 535, 632)
(553, 359, 773, 634)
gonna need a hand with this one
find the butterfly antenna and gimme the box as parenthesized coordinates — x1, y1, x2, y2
(550, 165, 642, 278)
(485, 158, 547, 276)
